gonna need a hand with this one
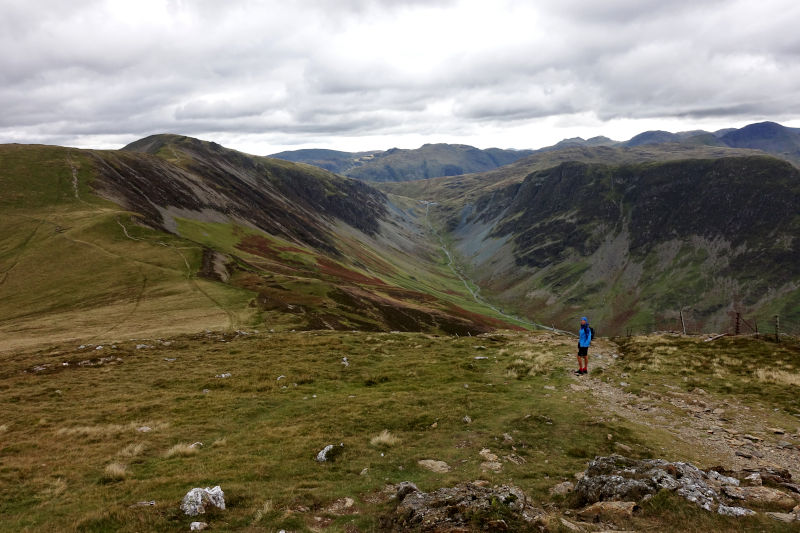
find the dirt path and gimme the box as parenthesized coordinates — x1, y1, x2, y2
(571, 342, 800, 480)
(0, 217, 44, 287)
(115, 216, 237, 330)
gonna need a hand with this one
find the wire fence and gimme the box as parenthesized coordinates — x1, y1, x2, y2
(617, 312, 800, 341)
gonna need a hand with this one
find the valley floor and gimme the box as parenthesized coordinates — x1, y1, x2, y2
(0, 329, 798, 532)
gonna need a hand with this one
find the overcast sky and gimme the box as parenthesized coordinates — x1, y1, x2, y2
(3, 0, 800, 154)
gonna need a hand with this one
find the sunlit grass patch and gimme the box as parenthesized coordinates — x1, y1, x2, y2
(211, 437, 227, 447)
(57, 421, 167, 438)
(164, 443, 200, 458)
(37, 478, 67, 500)
(370, 429, 399, 447)
(117, 442, 146, 458)
(756, 368, 800, 387)
(102, 462, 127, 481)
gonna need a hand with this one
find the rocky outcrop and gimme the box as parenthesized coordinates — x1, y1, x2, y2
(180, 486, 225, 516)
(575, 455, 800, 518)
(382, 480, 543, 532)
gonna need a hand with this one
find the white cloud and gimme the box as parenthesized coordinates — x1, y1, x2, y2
(1, 0, 799, 153)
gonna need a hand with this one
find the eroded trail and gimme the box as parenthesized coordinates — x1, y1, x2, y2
(115, 216, 237, 330)
(571, 341, 800, 481)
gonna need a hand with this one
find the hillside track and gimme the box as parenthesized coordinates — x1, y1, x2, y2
(115, 216, 238, 330)
(0, 216, 45, 287)
(422, 200, 574, 336)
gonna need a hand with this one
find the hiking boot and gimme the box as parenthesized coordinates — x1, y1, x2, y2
(581, 369, 588, 374)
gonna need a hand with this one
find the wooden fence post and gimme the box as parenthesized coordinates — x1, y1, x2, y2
(735, 312, 740, 335)
(680, 309, 686, 335)
(775, 315, 780, 342)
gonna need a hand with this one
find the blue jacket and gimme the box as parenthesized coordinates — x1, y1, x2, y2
(579, 318, 592, 347)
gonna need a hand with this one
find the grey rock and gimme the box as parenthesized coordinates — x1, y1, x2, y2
(316, 443, 344, 462)
(189, 522, 208, 531)
(577, 500, 637, 521)
(574, 455, 740, 514)
(707, 470, 740, 486)
(766, 512, 798, 523)
(723, 485, 798, 509)
(385, 481, 542, 531)
(717, 504, 755, 517)
(418, 459, 451, 473)
(744, 472, 762, 486)
(550, 481, 575, 496)
(394, 481, 419, 501)
(181, 486, 225, 516)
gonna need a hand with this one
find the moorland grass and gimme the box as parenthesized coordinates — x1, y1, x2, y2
(3, 330, 794, 531)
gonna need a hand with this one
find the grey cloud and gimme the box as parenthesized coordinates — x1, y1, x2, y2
(1, 0, 799, 151)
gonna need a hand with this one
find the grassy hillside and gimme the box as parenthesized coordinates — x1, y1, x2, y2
(1, 330, 798, 531)
(0, 139, 529, 352)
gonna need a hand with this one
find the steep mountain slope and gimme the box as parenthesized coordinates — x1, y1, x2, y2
(0, 137, 522, 350)
(377, 143, 767, 208)
(270, 143, 535, 182)
(434, 156, 800, 334)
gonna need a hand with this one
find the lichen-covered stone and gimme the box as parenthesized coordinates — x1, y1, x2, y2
(181, 486, 225, 516)
(382, 481, 543, 532)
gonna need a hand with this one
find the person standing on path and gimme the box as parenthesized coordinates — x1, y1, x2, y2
(576, 316, 592, 375)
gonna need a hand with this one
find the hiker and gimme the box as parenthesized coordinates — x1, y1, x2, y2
(576, 316, 592, 375)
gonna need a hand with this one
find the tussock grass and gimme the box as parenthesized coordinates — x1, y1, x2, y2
(370, 429, 399, 447)
(164, 443, 200, 458)
(102, 462, 127, 481)
(756, 368, 800, 387)
(615, 334, 800, 413)
(252, 500, 273, 524)
(37, 478, 67, 500)
(0, 423, 8, 433)
(117, 442, 145, 458)
(211, 437, 227, 447)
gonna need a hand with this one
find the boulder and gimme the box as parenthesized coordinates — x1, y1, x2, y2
(189, 522, 208, 531)
(394, 481, 419, 501)
(316, 443, 344, 462)
(383, 481, 542, 531)
(577, 501, 637, 521)
(722, 486, 799, 510)
(181, 486, 225, 516)
(766, 512, 798, 523)
(417, 459, 451, 473)
(550, 481, 575, 496)
(743, 472, 762, 486)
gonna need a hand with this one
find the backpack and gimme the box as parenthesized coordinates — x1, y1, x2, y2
(590, 326, 596, 340)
